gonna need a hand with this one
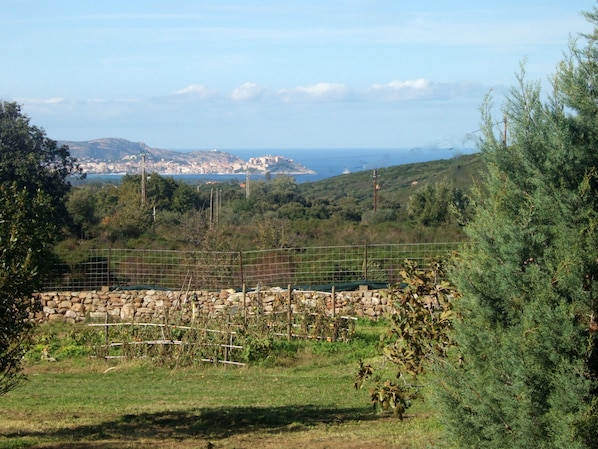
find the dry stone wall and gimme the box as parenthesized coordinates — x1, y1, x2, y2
(33, 286, 393, 324)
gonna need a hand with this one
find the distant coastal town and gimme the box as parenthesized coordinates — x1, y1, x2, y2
(61, 138, 315, 176)
(77, 153, 314, 176)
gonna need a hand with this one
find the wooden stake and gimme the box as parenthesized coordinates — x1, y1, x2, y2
(287, 284, 292, 341)
(332, 286, 336, 318)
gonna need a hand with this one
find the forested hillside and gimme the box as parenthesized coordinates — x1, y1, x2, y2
(298, 152, 480, 208)
(57, 152, 482, 262)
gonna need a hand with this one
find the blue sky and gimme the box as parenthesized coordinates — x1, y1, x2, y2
(1, 1, 594, 150)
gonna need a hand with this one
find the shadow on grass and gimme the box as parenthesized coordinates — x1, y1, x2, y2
(5, 404, 379, 446)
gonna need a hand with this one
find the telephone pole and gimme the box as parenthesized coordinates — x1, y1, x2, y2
(373, 169, 379, 212)
(245, 171, 250, 199)
(141, 152, 147, 205)
(209, 187, 214, 228)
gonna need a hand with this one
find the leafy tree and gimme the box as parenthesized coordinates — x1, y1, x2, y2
(178, 210, 211, 247)
(267, 175, 301, 206)
(434, 13, 598, 449)
(253, 215, 296, 249)
(0, 186, 51, 395)
(406, 180, 467, 226)
(67, 185, 100, 239)
(0, 102, 81, 232)
(355, 261, 457, 420)
(146, 173, 178, 210)
(97, 175, 152, 242)
(0, 101, 81, 395)
(172, 182, 200, 213)
(334, 196, 364, 222)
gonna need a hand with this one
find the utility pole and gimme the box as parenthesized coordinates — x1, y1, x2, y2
(209, 187, 214, 228)
(141, 152, 147, 205)
(373, 169, 378, 212)
(245, 171, 250, 199)
(215, 188, 221, 226)
(219, 188, 222, 224)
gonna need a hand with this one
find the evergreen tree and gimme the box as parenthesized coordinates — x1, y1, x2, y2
(434, 11, 598, 449)
(406, 180, 465, 226)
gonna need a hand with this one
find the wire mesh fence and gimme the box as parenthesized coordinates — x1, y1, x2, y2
(42, 242, 463, 292)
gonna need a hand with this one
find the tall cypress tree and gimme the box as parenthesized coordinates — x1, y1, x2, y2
(434, 10, 598, 449)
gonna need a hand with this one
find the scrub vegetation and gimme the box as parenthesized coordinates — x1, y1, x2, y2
(2, 5, 598, 449)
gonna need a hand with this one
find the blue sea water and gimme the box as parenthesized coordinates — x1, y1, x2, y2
(226, 147, 478, 183)
(80, 147, 478, 185)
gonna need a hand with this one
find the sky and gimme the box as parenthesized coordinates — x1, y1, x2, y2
(1, 1, 595, 151)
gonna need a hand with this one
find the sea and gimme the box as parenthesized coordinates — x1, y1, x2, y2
(78, 146, 478, 185)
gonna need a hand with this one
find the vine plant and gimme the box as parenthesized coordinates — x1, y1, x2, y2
(355, 259, 459, 419)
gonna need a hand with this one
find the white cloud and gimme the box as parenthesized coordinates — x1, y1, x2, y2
(367, 78, 431, 101)
(230, 82, 265, 101)
(15, 97, 64, 105)
(174, 84, 217, 99)
(386, 79, 429, 90)
(366, 78, 487, 102)
(277, 82, 351, 102)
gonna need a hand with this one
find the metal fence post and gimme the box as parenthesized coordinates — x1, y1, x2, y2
(107, 248, 111, 288)
(238, 251, 244, 290)
(364, 243, 368, 280)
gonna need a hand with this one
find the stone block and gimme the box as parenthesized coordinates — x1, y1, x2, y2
(120, 304, 136, 320)
(136, 307, 153, 315)
(64, 310, 79, 319)
(43, 306, 56, 315)
(89, 311, 107, 320)
(71, 303, 85, 313)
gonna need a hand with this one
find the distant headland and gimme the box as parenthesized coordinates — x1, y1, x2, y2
(59, 138, 316, 176)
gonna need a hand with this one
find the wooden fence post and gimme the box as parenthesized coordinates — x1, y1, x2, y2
(242, 283, 247, 326)
(364, 243, 369, 280)
(104, 312, 109, 347)
(287, 284, 292, 341)
(332, 285, 336, 318)
(224, 313, 230, 364)
(255, 284, 259, 317)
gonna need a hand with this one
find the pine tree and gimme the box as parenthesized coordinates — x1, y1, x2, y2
(434, 10, 598, 449)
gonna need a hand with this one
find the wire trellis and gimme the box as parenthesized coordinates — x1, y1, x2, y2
(42, 242, 462, 292)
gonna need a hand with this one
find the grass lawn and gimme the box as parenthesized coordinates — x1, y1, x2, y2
(0, 323, 449, 449)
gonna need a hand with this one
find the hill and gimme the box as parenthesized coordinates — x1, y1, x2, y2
(298, 152, 483, 207)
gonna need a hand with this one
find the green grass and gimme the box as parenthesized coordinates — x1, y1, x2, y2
(0, 321, 450, 449)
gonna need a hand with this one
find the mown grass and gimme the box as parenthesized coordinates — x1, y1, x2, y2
(0, 321, 450, 449)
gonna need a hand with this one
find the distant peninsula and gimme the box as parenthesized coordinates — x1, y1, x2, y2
(59, 138, 316, 176)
